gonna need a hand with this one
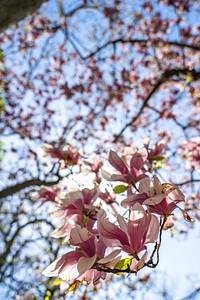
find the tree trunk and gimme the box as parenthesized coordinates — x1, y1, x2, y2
(0, 0, 47, 32)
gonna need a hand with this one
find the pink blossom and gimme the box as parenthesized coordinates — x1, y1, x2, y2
(143, 138, 166, 160)
(122, 176, 185, 216)
(178, 137, 200, 170)
(42, 226, 106, 284)
(43, 143, 81, 166)
(32, 185, 58, 203)
(50, 188, 99, 236)
(51, 187, 99, 221)
(97, 203, 159, 255)
(102, 147, 148, 185)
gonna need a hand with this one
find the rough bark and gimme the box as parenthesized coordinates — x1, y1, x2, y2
(0, 0, 47, 32)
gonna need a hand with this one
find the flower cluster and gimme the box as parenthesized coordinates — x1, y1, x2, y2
(36, 142, 193, 294)
(178, 137, 200, 171)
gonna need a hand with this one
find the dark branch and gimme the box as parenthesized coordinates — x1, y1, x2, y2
(0, 178, 60, 200)
(74, 38, 200, 60)
(114, 68, 200, 141)
(0, 0, 47, 32)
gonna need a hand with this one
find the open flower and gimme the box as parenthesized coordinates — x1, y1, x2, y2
(98, 203, 159, 255)
(122, 176, 185, 216)
(51, 187, 99, 221)
(50, 187, 99, 238)
(178, 137, 200, 171)
(42, 226, 107, 284)
(32, 185, 59, 203)
(43, 143, 81, 166)
(143, 137, 166, 160)
(102, 147, 148, 185)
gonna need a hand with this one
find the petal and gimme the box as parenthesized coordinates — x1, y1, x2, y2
(137, 147, 148, 161)
(82, 187, 99, 204)
(42, 251, 81, 278)
(130, 152, 145, 171)
(98, 212, 129, 247)
(146, 214, 159, 243)
(139, 177, 151, 194)
(109, 150, 129, 174)
(143, 194, 166, 206)
(98, 250, 121, 264)
(153, 176, 163, 194)
(101, 169, 112, 181)
(121, 193, 148, 208)
(51, 223, 74, 238)
(77, 254, 97, 273)
(70, 225, 90, 244)
(129, 202, 146, 221)
(117, 214, 128, 233)
(168, 188, 186, 202)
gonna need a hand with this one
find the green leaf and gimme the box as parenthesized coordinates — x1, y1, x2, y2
(0, 50, 3, 58)
(114, 258, 132, 274)
(83, 216, 89, 225)
(113, 185, 128, 194)
(152, 156, 165, 162)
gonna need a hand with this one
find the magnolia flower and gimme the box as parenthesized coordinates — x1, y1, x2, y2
(43, 143, 81, 166)
(43, 225, 119, 284)
(51, 187, 99, 221)
(122, 176, 185, 216)
(102, 147, 148, 184)
(98, 203, 159, 255)
(178, 137, 200, 171)
(143, 137, 166, 160)
(32, 185, 58, 203)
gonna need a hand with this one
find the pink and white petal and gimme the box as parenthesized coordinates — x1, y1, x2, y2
(42, 252, 76, 277)
(137, 147, 148, 161)
(58, 252, 83, 281)
(130, 153, 145, 171)
(51, 223, 74, 238)
(153, 176, 163, 194)
(77, 254, 97, 273)
(98, 217, 129, 247)
(50, 206, 65, 218)
(129, 203, 146, 221)
(168, 188, 186, 202)
(82, 188, 99, 204)
(143, 194, 167, 206)
(131, 251, 148, 272)
(109, 150, 129, 174)
(110, 174, 126, 181)
(121, 193, 148, 208)
(97, 250, 121, 264)
(106, 255, 122, 268)
(146, 214, 159, 243)
(139, 177, 151, 194)
(117, 214, 128, 233)
(101, 169, 112, 181)
(70, 225, 90, 244)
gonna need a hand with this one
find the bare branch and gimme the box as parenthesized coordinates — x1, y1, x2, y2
(0, 178, 60, 200)
(114, 68, 200, 141)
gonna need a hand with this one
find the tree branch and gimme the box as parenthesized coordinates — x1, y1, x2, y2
(74, 38, 200, 60)
(114, 68, 200, 141)
(0, 178, 60, 200)
(0, 0, 47, 32)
